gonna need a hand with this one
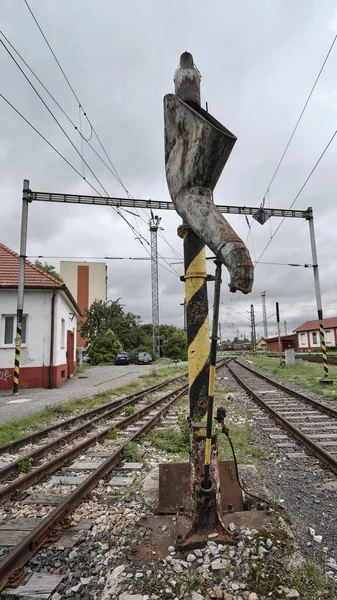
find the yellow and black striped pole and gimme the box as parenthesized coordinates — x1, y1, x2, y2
(13, 313, 22, 394)
(319, 320, 329, 379)
(13, 179, 30, 394)
(179, 225, 210, 423)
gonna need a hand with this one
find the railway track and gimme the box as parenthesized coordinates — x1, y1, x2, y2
(226, 357, 337, 475)
(0, 377, 188, 590)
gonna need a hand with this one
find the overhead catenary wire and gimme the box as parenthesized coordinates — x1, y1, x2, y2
(262, 34, 337, 200)
(245, 34, 337, 243)
(255, 127, 337, 265)
(20, 2, 183, 265)
(0, 92, 179, 280)
(0, 33, 180, 277)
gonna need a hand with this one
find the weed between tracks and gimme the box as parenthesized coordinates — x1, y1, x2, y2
(146, 384, 264, 466)
(0, 366, 187, 446)
(249, 356, 337, 401)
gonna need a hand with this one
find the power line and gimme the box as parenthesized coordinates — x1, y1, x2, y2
(256, 126, 337, 264)
(262, 34, 337, 199)
(30, 255, 175, 260)
(21, 1, 183, 270)
(0, 92, 178, 280)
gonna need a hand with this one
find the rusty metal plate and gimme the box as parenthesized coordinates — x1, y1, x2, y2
(158, 461, 244, 514)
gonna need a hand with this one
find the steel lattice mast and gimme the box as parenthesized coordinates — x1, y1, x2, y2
(261, 290, 268, 339)
(149, 212, 161, 358)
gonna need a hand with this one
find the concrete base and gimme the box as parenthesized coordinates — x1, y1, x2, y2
(319, 378, 333, 385)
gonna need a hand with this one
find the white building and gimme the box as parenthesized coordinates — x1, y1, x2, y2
(294, 318, 337, 350)
(60, 261, 107, 348)
(0, 243, 81, 391)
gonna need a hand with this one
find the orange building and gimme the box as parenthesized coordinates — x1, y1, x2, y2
(60, 262, 107, 347)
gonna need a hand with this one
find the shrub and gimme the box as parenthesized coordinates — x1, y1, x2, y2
(88, 329, 122, 365)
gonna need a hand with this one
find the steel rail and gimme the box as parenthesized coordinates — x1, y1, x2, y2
(0, 373, 186, 455)
(0, 384, 188, 586)
(0, 383, 188, 503)
(0, 375, 187, 482)
(232, 358, 337, 419)
(226, 360, 337, 475)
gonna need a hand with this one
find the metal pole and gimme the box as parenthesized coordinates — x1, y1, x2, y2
(276, 302, 282, 365)
(203, 261, 221, 490)
(307, 208, 329, 379)
(13, 180, 30, 394)
(250, 305, 256, 356)
(261, 290, 268, 339)
(284, 321, 288, 336)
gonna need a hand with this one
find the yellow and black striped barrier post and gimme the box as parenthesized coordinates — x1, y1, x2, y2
(179, 225, 210, 422)
(319, 320, 329, 379)
(13, 313, 22, 394)
(178, 224, 213, 522)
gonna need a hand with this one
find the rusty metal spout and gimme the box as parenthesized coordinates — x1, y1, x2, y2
(164, 52, 254, 294)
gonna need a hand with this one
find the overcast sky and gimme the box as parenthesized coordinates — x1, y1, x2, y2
(1, 0, 337, 340)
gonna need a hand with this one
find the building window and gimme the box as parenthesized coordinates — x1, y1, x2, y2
(2, 315, 27, 345)
(312, 332, 317, 344)
(300, 333, 306, 345)
(61, 318, 65, 348)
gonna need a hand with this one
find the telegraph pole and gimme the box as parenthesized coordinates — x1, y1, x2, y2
(261, 290, 268, 340)
(149, 212, 161, 359)
(250, 304, 256, 356)
(284, 321, 288, 335)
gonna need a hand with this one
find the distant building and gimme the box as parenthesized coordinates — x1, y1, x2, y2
(256, 338, 267, 351)
(60, 262, 107, 348)
(294, 318, 337, 350)
(0, 243, 80, 390)
(266, 334, 297, 352)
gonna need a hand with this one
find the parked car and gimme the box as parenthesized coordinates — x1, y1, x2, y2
(82, 351, 91, 364)
(137, 352, 152, 365)
(115, 352, 129, 365)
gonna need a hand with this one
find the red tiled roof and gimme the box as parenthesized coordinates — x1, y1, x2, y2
(0, 243, 63, 288)
(294, 318, 337, 332)
(0, 243, 81, 315)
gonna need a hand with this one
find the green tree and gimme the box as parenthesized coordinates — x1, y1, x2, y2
(161, 326, 187, 360)
(34, 260, 63, 282)
(87, 329, 122, 365)
(80, 299, 141, 351)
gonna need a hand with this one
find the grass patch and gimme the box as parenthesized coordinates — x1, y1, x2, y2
(122, 405, 134, 417)
(107, 424, 118, 440)
(292, 561, 336, 599)
(122, 442, 144, 463)
(0, 367, 187, 447)
(147, 411, 190, 457)
(18, 457, 33, 473)
(249, 356, 337, 401)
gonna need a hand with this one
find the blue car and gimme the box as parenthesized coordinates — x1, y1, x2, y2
(115, 352, 129, 365)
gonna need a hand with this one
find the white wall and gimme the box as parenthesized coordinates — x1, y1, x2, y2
(0, 289, 76, 369)
(53, 291, 77, 365)
(309, 330, 320, 347)
(298, 332, 308, 348)
(0, 289, 52, 368)
(325, 329, 335, 346)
